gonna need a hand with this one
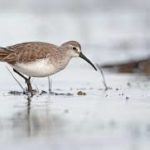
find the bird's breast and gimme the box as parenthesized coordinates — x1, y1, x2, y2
(12, 58, 62, 77)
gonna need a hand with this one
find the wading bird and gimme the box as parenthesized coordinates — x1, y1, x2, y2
(0, 41, 97, 96)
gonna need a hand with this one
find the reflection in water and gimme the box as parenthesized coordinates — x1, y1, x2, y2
(0, 93, 150, 149)
(27, 97, 31, 137)
(0, 96, 65, 140)
(128, 124, 141, 150)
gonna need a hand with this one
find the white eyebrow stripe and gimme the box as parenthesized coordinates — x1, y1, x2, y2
(77, 48, 80, 53)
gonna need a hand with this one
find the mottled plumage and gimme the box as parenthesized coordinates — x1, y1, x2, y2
(0, 40, 96, 96)
(2, 42, 58, 64)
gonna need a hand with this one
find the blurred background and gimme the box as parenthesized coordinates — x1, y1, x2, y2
(0, 0, 150, 65)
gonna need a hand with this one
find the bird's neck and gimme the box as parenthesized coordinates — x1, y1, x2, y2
(51, 49, 72, 70)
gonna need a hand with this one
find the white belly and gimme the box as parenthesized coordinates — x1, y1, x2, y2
(12, 59, 58, 77)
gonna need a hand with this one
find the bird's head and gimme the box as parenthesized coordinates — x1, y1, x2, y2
(61, 41, 97, 71)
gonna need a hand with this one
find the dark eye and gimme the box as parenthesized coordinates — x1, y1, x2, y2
(73, 47, 77, 50)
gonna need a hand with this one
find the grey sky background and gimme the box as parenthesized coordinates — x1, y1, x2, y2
(0, 0, 149, 13)
(0, 0, 149, 58)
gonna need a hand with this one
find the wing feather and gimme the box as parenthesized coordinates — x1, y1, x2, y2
(4, 42, 58, 64)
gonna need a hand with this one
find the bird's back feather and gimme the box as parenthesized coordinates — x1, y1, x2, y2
(1, 42, 58, 64)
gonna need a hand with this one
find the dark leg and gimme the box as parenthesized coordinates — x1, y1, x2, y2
(26, 77, 33, 96)
(48, 76, 52, 93)
(13, 69, 33, 96)
(13, 69, 27, 80)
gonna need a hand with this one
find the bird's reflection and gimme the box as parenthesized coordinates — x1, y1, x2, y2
(5, 96, 65, 139)
(26, 96, 31, 136)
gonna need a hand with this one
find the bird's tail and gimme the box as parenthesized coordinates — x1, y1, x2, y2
(0, 47, 11, 62)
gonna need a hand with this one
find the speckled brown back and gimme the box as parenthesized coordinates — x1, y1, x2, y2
(2, 42, 58, 64)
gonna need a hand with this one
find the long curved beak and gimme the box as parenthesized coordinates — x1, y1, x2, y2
(79, 52, 97, 71)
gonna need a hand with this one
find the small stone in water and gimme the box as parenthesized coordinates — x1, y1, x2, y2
(126, 96, 129, 100)
(77, 91, 87, 96)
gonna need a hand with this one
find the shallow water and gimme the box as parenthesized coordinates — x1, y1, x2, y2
(0, 65, 150, 150)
